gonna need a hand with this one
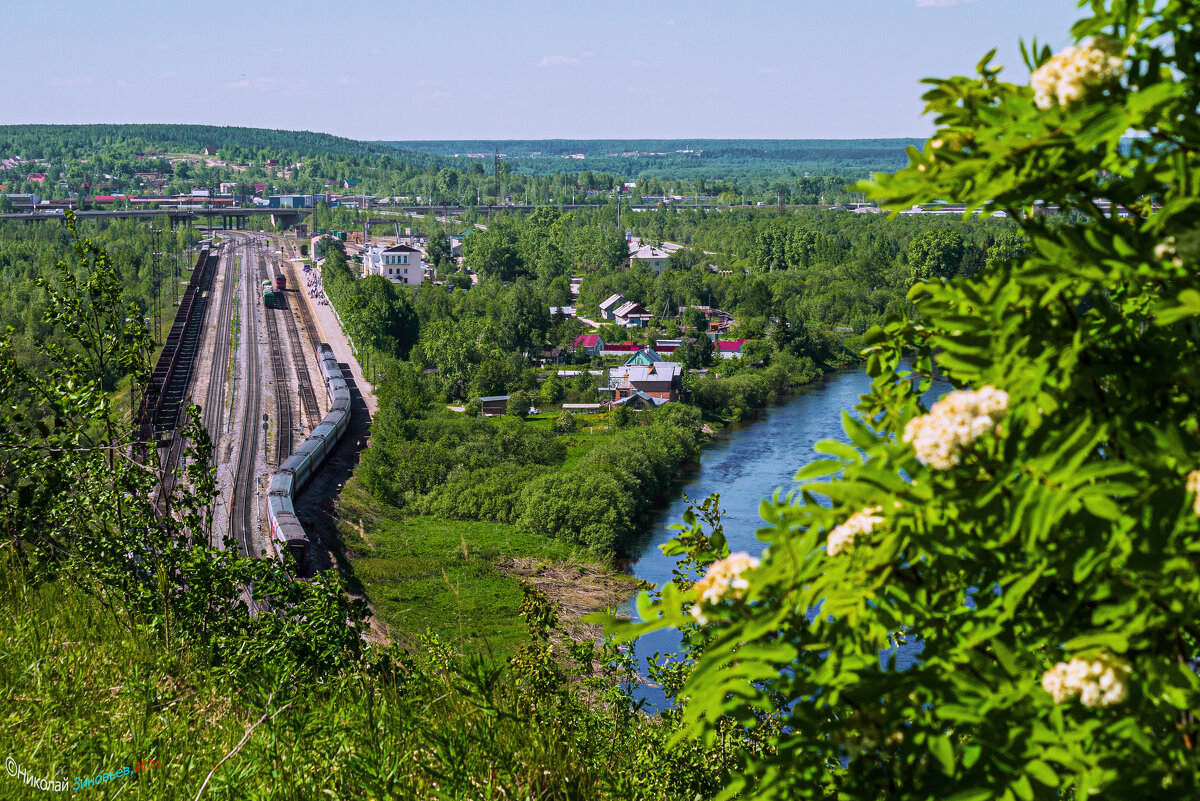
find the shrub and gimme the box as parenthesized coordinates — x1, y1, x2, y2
(554, 410, 577, 434)
(417, 465, 540, 523)
(518, 470, 635, 553)
(506, 390, 531, 419)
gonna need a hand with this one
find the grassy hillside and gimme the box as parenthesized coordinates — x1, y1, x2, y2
(0, 560, 715, 799)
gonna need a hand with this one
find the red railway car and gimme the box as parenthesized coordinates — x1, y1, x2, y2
(275, 274, 286, 292)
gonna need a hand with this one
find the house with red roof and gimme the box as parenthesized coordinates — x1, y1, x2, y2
(27, 173, 46, 183)
(716, 339, 750, 359)
(601, 341, 642, 356)
(572, 333, 604, 355)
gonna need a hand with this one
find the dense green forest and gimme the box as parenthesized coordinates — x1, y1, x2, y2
(385, 138, 923, 184)
(0, 125, 898, 207)
(0, 123, 415, 161)
(0, 218, 201, 376)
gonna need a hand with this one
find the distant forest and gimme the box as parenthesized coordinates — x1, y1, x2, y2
(0, 124, 439, 165)
(382, 138, 925, 182)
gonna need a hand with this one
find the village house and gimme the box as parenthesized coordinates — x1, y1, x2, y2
(598, 293, 625, 321)
(365, 243, 423, 286)
(716, 339, 750, 359)
(603, 360, 683, 405)
(571, 333, 605, 355)
(629, 243, 673, 275)
(601, 341, 642, 357)
(624, 347, 665, 366)
(613, 299, 654, 328)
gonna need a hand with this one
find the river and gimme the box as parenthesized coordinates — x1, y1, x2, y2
(622, 363, 940, 708)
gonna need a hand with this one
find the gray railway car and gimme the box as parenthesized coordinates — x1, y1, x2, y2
(264, 343, 351, 572)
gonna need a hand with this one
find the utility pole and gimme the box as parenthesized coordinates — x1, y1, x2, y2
(493, 150, 501, 205)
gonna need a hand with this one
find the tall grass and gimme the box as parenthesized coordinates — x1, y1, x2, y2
(0, 547, 701, 799)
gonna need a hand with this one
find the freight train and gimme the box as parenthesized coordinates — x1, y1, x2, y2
(266, 344, 351, 572)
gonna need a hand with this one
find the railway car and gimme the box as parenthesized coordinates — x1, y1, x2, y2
(264, 341, 352, 575)
(262, 280, 275, 308)
(275, 274, 286, 292)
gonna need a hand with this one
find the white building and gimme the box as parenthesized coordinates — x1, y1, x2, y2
(366, 243, 423, 285)
(629, 243, 673, 274)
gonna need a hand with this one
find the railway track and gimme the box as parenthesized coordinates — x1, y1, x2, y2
(275, 258, 320, 429)
(201, 243, 238, 450)
(261, 250, 294, 464)
(152, 246, 218, 513)
(228, 237, 262, 565)
(287, 258, 323, 355)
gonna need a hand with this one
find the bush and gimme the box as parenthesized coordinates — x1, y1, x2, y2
(654, 402, 704, 440)
(518, 470, 635, 553)
(554, 410, 577, 434)
(359, 439, 455, 506)
(494, 419, 565, 466)
(417, 465, 540, 523)
(506, 390, 531, 419)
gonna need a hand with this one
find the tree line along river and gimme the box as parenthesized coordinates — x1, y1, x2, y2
(623, 362, 941, 708)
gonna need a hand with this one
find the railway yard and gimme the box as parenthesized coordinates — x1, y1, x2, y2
(180, 230, 340, 569)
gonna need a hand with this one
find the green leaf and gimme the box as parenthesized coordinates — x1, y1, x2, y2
(944, 789, 992, 801)
(814, 438, 863, 462)
(1061, 631, 1129, 654)
(1025, 759, 1060, 787)
(1155, 289, 1200, 325)
(793, 459, 845, 482)
(929, 735, 955, 775)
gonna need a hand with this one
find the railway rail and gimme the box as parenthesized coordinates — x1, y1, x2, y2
(228, 238, 262, 565)
(273, 258, 320, 429)
(260, 249, 294, 465)
(201, 243, 239, 451)
(285, 258, 323, 355)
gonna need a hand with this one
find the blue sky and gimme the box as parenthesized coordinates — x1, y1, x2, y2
(2, 0, 1082, 140)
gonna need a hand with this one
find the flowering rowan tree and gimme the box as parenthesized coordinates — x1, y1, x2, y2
(616, 2, 1200, 798)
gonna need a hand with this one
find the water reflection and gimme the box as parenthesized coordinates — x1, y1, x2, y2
(622, 363, 946, 709)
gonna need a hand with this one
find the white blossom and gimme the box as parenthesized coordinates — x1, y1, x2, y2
(690, 552, 759, 624)
(1041, 654, 1129, 707)
(827, 507, 884, 556)
(902, 386, 1009, 470)
(1031, 36, 1126, 110)
(1154, 236, 1177, 261)
(1188, 469, 1200, 515)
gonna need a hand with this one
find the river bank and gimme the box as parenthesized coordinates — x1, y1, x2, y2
(332, 359, 867, 655)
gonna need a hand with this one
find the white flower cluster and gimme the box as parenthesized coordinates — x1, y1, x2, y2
(827, 507, 884, 556)
(1156, 236, 1184, 268)
(902, 386, 1009, 470)
(1031, 35, 1126, 110)
(1041, 654, 1130, 707)
(690, 552, 759, 624)
(1187, 470, 1200, 515)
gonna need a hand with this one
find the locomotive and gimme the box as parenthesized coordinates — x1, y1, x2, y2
(266, 344, 351, 572)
